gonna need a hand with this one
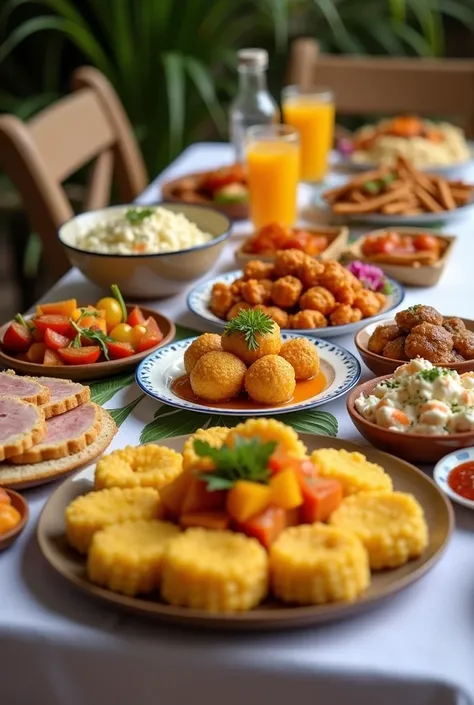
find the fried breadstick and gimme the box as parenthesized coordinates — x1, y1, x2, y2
(451, 188, 473, 205)
(322, 167, 390, 203)
(381, 201, 413, 215)
(332, 184, 411, 214)
(435, 178, 456, 210)
(396, 156, 438, 195)
(413, 185, 444, 213)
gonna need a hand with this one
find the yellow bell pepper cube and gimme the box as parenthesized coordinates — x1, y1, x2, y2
(226, 481, 272, 523)
(270, 469, 303, 510)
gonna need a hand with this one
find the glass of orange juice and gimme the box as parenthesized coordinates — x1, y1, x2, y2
(245, 124, 300, 229)
(282, 86, 335, 183)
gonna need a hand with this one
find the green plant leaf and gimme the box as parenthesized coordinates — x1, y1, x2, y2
(90, 372, 136, 405)
(274, 409, 338, 437)
(108, 394, 145, 428)
(162, 52, 186, 158)
(174, 324, 199, 342)
(184, 56, 226, 134)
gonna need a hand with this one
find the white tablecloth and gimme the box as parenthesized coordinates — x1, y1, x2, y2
(1, 143, 473, 705)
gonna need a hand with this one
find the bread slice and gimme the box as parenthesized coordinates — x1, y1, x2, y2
(0, 406, 117, 489)
(38, 378, 90, 419)
(0, 396, 47, 461)
(0, 370, 50, 405)
(11, 402, 102, 464)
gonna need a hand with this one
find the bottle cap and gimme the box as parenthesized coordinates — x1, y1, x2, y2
(237, 48, 268, 70)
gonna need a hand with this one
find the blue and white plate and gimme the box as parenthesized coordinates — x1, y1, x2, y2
(187, 270, 404, 339)
(433, 448, 474, 511)
(136, 334, 361, 416)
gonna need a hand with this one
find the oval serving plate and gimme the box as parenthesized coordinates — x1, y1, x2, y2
(187, 270, 405, 339)
(434, 448, 474, 511)
(136, 334, 361, 416)
(37, 433, 453, 631)
(0, 306, 176, 381)
(0, 489, 29, 551)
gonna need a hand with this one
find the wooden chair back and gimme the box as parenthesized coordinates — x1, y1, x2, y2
(288, 39, 474, 137)
(0, 66, 148, 278)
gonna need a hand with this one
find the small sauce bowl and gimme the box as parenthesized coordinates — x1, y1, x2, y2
(0, 489, 29, 551)
(434, 448, 474, 511)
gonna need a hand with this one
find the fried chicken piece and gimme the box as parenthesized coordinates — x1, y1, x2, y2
(243, 260, 275, 281)
(405, 323, 453, 364)
(449, 351, 465, 363)
(290, 310, 328, 329)
(395, 305, 443, 332)
(241, 278, 273, 305)
(209, 282, 235, 320)
(297, 257, 325, 289)
(271, 276, 303, 308)
(254, 305, 289, 329)
(329, 305, 363, 326)
(443, 317, 466, 336)
(345, 270, 363, 292)
(368, 324, 402, 354)
(318, 261, 350, 296)
(226, 301, 250, 321)
(353, 290, 384, 318)
(453, 331, 474, 360)
(230, 277, 245, 297)
(333, 284, 355, 305)
(273, 249, 307, 278)
(382, 337, 408, 361)
(299, 286, 336, 316)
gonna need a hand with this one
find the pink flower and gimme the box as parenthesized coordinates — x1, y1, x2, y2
(347, 261, 392, 293)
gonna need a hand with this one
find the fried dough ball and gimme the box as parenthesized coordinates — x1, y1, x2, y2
(318, 261, 349, 295)
(230, 277, 245, 297)
(298, 257, 325, 288)
(279, 338, 320, 380)
(241, 278, 273, 305)
(226, 301, 250, 321)
(209, 282, 235, 319)
(222, 320, 281, 365)
(271, 276, 303, 308)
(405, 323, 453, 364)
(382, 336, 408, 360)
(245, 355, 296, 404)
(329, 305, 363, 326)
(453, 331, 474, 360)
(443, 317, 466, 336)
(368, 324, 401, 354)
(395, 305, 443, 332)
(254, 305, 289, 329)
(243, 260, 275, 281)
(353, 290, 383, 318)
(345, 269, 363, 291)
(190, 351, 247, 401)
(299, 286, 336, 315)
(290, 310, 327, 329)
(274, 249, 307, 278)
(333, 284, 355, 306)
(184, 333, 223, 374)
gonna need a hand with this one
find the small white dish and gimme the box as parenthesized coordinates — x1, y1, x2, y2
(433, 448, 474, 511)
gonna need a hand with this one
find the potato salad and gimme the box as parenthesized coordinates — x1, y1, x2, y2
(355, 358, 474, 435)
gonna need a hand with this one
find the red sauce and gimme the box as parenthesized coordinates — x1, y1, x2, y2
(171, 370, 327, 411)
(447, 461, 474, 501)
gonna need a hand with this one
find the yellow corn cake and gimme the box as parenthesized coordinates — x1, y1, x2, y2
(182, 427, 230, 472)
(94, 444, 182, 491)
(311, 448, 393, 496)
(226, 419, 307, 458)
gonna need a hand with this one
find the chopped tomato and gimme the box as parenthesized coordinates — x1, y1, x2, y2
(135, 316, 163, 352)
(26, 342, 47, 364)
(236, 506, 287, 549)
(43, 349, 65, 366)
(106, 341, 135, 359)
(2, 322, 32, 352)
(36, 299, 77, 317)
(44, 328, 70, 351)
(34, 315, 72, 336)
(298, 474, 343, 523)
(77, 306, 107, 333)
(413, 233, 440, 254)
(268, 451, 316, 478)
(201, 164, 246, 194)
(58, 346, 101, 365)
(284, 231, 328, 256)
(362, 232, 401, 257)
(126, 305, 146, 327)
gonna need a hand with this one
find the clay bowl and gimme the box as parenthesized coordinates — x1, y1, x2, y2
(355, 317, 474, 377)
(347, 375, 474, 463)
(0, 489, 29, 551)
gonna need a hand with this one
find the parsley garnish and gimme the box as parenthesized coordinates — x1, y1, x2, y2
(382, 280, 393, 295)
(223, 308, 274, 351)
(417, 367, 450, 382)
(69, 320, 112, 360)
(15, 313, 34, 330)
(195, 436, 277, 491)
(125, 207, 154, 224)
(363, 180, 381, 194)
(407, 304, 422, 314)
(381, 380, 399, 389)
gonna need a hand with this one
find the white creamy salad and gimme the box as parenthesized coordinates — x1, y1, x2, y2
(75, 207, 212, 255)
(355, 358, 474, 435)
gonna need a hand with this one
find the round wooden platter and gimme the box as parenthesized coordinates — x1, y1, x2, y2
(0, 306, 176, 381)
(0, 489, 29, 551)
(37, 434, 453, 631)
(161, 171, 249, 221)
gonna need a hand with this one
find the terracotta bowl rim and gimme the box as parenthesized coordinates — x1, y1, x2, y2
(0, 489, 29, 544)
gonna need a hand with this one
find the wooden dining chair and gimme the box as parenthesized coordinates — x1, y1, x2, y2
(287, 39, 474, 137)
(0, 66, 148, 279)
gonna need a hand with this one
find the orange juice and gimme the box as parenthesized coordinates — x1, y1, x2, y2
(246, 138, 299, 228)
(283, 92, 335, 182)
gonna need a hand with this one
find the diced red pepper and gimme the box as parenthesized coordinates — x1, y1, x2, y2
(58, 346, 101, 365)
(34, 315, 72, 336)
(298, 474, 343, 524)
(2, 322, 32, 352)
(268, 451, 316, 478)
(43, 348, 65, 366)
(135, 316, 163, 352)
(236, 506, 287, 549)
(126, 305, 146, 327)
(44, 328, 70, 351)
(106, 341, 135, 359)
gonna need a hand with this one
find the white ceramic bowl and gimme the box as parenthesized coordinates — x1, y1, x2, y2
(433, 447, 474, 511)
(58, 203, 232, 299)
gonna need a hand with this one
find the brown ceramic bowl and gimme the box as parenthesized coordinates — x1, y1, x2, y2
(355, 317, 474, 377)
(0, 489, 29, 551)
(161, 171, 249, 221)
(347, 375, 474, 463)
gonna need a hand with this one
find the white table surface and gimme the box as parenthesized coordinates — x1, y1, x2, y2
(1, 143, 473, 705)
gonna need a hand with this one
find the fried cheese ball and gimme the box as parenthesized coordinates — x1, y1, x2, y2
(222, 320, 281, 365)
(443, 317, 466, 336)
(271, 276, 303, 308)
(290, 310, 327, 329)
(273, 249, 307, 278)
(368, 324, 401, 354)
(332, 284, 355, 305)
(395, 305, 443, 332)
(270, 524, 370, 605)
(279, 338, 320, 380)
(353, 290, 384, 318)
(227, 418, 307, 458)
(297, 257, 325, 288)
(161, 528, 268, 612)
(318, 261, 350, 295)
(405, 322, 453, 364)
(209, 282, 235, 319)
(190, 351, 246, 401)
(230, 276, 245, 295)
(241, 278, 273, 305)
(311, 448, 393, 496)
(94, 445, 183, 491)
(88, 519, 180, 596)
(243, 260, 275, 281)
(245, 355, 296, 404)
(183, 333, 223, 374)
(182, 426, 230, 472)
(453, 331, 474, 360)
(329, 305, 362, 326)
(382, 336, 409, 360)
(299, 286, 336, 315)
(330, 492, 428, 570)
(254, 305, 289, 329)
(226, 301, 250, 321)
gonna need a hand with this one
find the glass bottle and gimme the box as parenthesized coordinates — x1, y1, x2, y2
(229, 48, 280, 163)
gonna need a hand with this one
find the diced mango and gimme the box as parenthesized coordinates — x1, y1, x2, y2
(270, 469, 303, 510)
(160, 471, 193, 518)
(37, 299, 77, 317)
(298, 475, 343, 524)
(226, 481, 272, 523)
(181, 476, 226, 514)
(180, 512, 229, 531)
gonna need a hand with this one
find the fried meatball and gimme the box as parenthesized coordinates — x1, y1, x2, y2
(255, 305, 289, 329)
(241, 278, 273, 305)
(443, 317, 466, 336)
(209, 282, 235, 320)
(226, 301, 250, 321)
(329, 305, 363, 326)
(449, 351, 465, 363)
(353, 290, 384, 318)
(298, 257, 325, 289)
(368, 324, 402, 355)
(271, 276, 303, 308)
(222, 320, 281, 365)
(382, 337, 409, 361)
(395, 305, 443, 332)
(184, 333, 223, 374)
(243, 260, 275, 281)
(273, 249, 307, 278)
(299, 286, 336, 316)
(453, 331, 474, 360)
(279, 338, 320, 381)
(290, 310, 328, 329)
(190, 351, 246, 401)
(245, 355, 295, 404)
(405, 323, 453, 364)
(333, 284, 355, 305)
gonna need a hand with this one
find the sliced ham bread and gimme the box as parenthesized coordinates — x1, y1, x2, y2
(11, 402, 102, 464)
(0, 370, 50, 405)
(38, 378, 90, 419)
(0, 406, 117, 489)
(0, 396, 46, 461)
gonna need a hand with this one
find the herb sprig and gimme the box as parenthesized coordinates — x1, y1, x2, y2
(196, 435, 277, 491)
(125, 208, 155, 224)
(69, 320, 112, 360)
(223, 309, 274, 351)
(417, 367, 451, 382)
